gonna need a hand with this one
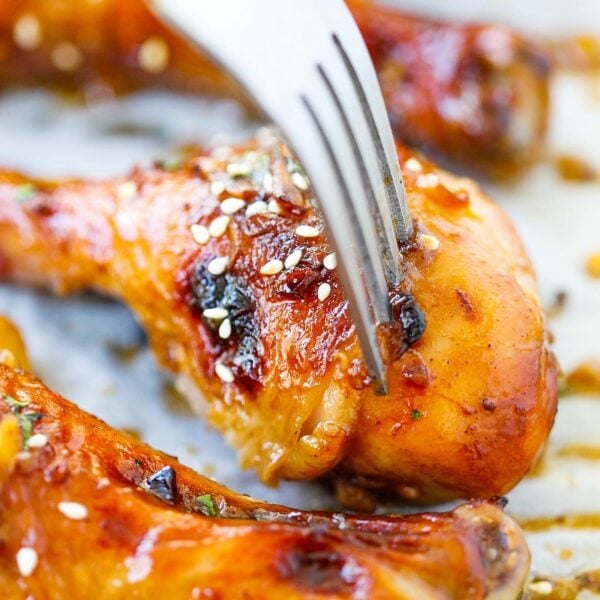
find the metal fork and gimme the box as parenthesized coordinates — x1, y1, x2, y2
(151, 0, 412, 393)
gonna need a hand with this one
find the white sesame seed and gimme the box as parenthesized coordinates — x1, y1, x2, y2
(226, 162, 251, 177)
(317, 283, 331, 302)
(138, 37, 169, 73)
(202, 307, 229, 321)
(190, 224, 210, 246)
(284, 249, 303, 269)
(218, 318, 232, 340)
(255, 126, 278, 147)
(291, 172, 309, 191)
(405, 157, 423, 173)
(267, 199, 282, 215)
(210, 181, 225, 196)
(260, 259, 284, 276)
(215, 363, 234, 383)
(50, 42, 83, 72)
(262, 172, 274, 194)
(416, 173, 440, 189)
(295, 225, 319, 238)
(207, 256, 229, 276)
(220, 197, 246, 215)
(418, 233, 440, 251)
(246, 200, 268, 217)
(58, 501, 88, 520)
(13, 14, 42, 51)
(323, 252, 337, 270)
(27, 433, 48, 449)
(528, 581, 553, 595)
(209, 215, 230, 238)
(16, 547, 38, 577)
(16, 451, 32, 462)
(211, 145, 232, 161)
(117, 181, 137, 200)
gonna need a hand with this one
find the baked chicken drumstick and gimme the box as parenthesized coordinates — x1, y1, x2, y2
(0, 136, 558, 504)
(0, 330, 530, 599)
(0, 0, 549, 177)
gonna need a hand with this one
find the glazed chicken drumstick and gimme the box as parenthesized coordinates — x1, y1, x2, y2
(0, 135, 557, 504)
(0, 0, 549, 177)
(0, 331, 530, 600)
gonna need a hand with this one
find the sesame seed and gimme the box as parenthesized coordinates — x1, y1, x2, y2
(528, 581, 553, 595)
(295, 225, 319, 238)
(291, 172, 309, 191)
(117, 181, 137, 200)
(13, 14, 42, 51)
(210, 181, 225, 196)
(226, 162, 251, 177)
(58, 501, 88, 520)
(318, 283, 331, 302)
(262, 173, 274, 194)
(16, 547, 38, 577)
(203, 307, 228, 321)
(191, 224, 210, 245)
(255, 126, 278, 147)
(207, 256, 229, 275)
(211, 145, 232, 161)
(27, 433, 48, 449)
(284, 249, 303, 269)
(0, 350, 16, 368)
(138, 37, 169, 73)
(267, 199, 282, 215)
(418, 233, 440, 251)
(50, 42, 82, 72)
(416, 173, 440, 189)
(246, 200, 268, 217)
(215, 363, 234, 383)
(220, 197, 246, 215)
(405, 157, 423, 173)
(260, 259, 284, 276)
(208, 215, 230, 238)
(218, 318, 232, 340)
(323, 252, 337, 270)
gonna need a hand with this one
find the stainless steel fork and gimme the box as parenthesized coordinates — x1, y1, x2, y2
(151, 0, 412, 393)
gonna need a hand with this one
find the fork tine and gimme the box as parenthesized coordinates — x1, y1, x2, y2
(301, 96, 388, 393)
(302, 82, 391, 326)
(328, 28, 412, 242)
(316, 63, 402, 289)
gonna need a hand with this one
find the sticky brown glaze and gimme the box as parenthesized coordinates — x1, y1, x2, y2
(0, 137, 558, 503)
(0, 0, 549, 178)
(0, 364, 531, 600)
(349, 0, 550, 179)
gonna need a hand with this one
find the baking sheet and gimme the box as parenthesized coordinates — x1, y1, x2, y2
(1, 0, 600, 592)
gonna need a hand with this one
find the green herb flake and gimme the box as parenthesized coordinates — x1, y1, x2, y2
(156, 158, 182, 172)
(196, 494, 217, 516)
(3, 394, 43, 449)
(410, 409, 424, 421)
(15, 183, 38, 204)
(5, 395, 29, 411)
(558, 380, 572, 398)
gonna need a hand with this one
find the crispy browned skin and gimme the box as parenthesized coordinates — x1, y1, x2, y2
(0, 137, 558, 503)
(0, 0, 549, 177)
(0, 360, 531, 600)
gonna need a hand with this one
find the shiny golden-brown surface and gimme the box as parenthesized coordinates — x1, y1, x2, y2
(0, 0, 549, 177)
(0, 356, 530, 599)
(0, 137, 558, 503)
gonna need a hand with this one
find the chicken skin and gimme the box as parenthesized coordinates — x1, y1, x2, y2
(0, 349, 530, 599)
(0, 136, 558, 503)
(0, 0, 549, 177)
